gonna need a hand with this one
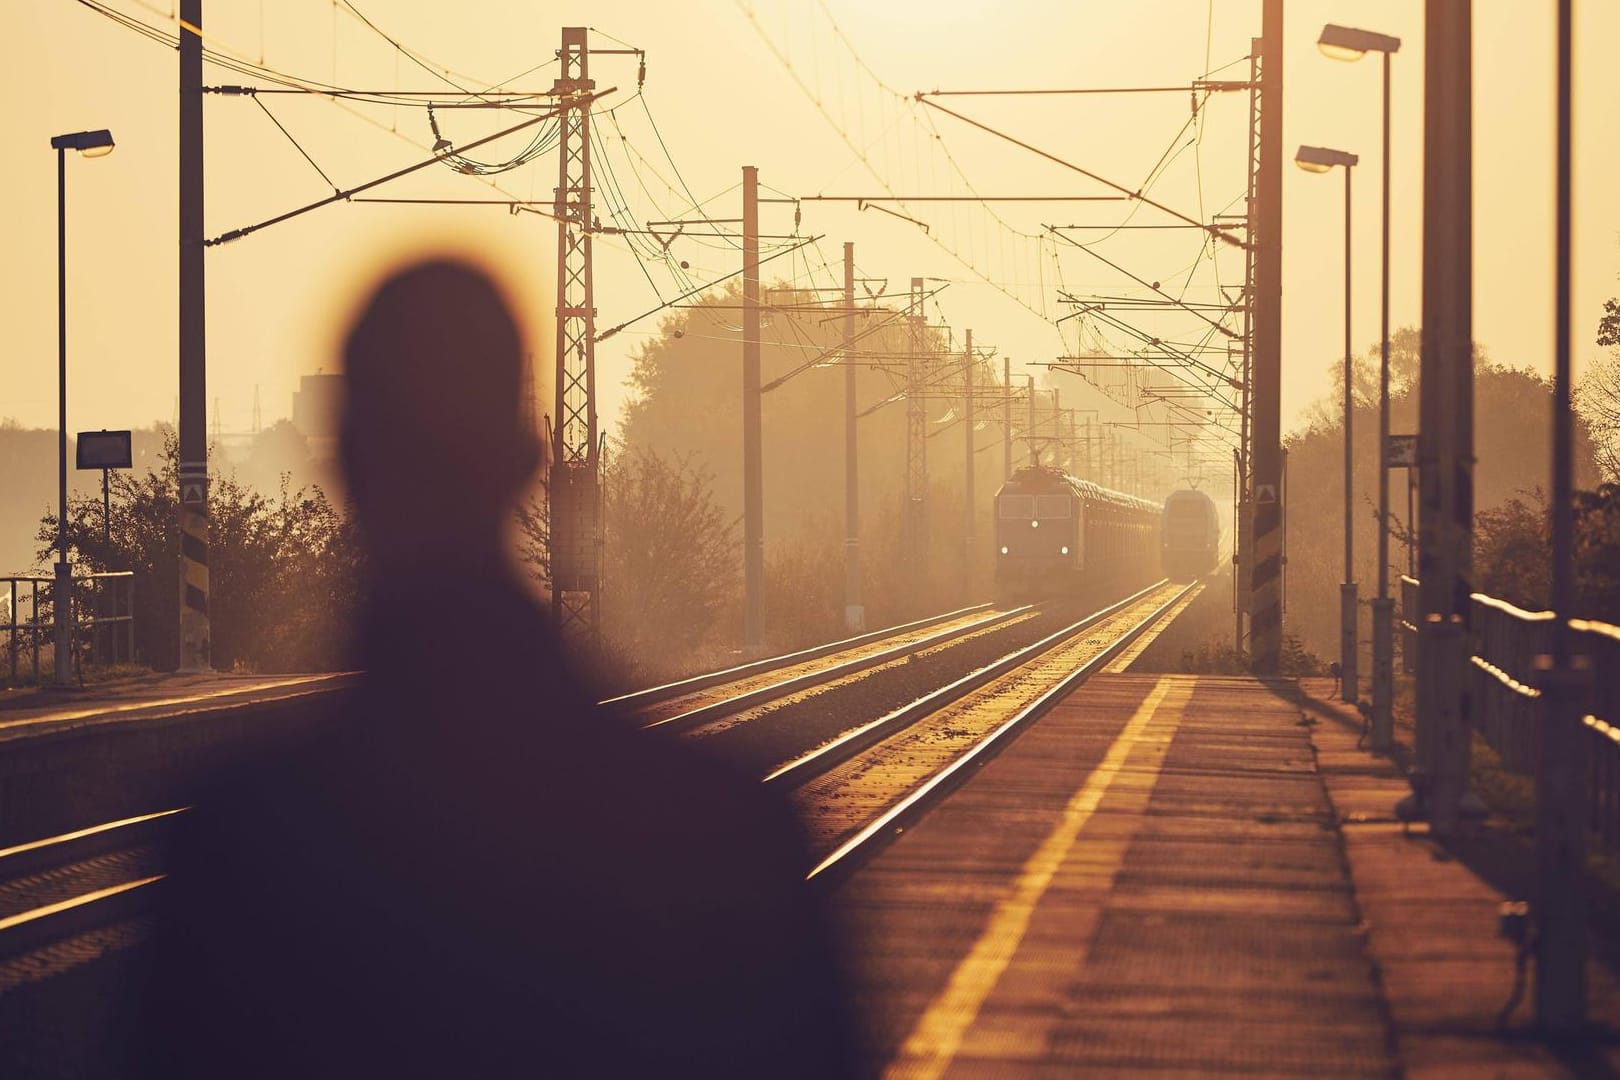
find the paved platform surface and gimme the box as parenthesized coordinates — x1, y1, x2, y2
(837, 673, 1620, 1078)
(0, 672, 352, 744)
(1302, 679, 1620, 1079)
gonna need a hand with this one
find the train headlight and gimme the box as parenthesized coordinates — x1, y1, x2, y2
(1000, 546, 1009, 555)
(1061, 546, 1069, 555)
(1030, 520, 1039, 529)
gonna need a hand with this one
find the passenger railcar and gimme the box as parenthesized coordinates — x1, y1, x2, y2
(992, 465, 1160, 601)
(1160, 488, 1221, 581)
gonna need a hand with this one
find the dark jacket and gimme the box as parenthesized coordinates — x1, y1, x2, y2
(142, 572, 859, 1078)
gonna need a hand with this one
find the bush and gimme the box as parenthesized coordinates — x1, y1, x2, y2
(36, 434, 363, 672)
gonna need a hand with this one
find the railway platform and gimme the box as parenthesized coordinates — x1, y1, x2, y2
(0, 672, 352, 848)
(0, 671, 352, 742)
(839, 673, 1620, 1078)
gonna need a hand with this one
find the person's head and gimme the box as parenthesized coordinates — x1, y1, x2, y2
(339, 258, 541, 568)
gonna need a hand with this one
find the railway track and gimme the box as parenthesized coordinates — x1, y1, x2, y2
(607, 601, 1036, 730)
(781, 580, 1200, 887)
(0, 585, 1196, 965)
(0, 811, 176, 971)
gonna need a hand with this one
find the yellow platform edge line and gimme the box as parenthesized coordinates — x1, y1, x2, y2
(886, 674, 1195, 1080)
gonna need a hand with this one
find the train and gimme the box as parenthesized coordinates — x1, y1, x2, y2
(992, 465, 1161, 601)
(1160, 488, 1221, 581)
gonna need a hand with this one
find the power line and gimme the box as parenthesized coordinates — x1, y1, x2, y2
(205, 105, 571, 245)
(917, 83, 1250, 97)
(917, 96, 1244, 249)
(251, 95, 339, 192)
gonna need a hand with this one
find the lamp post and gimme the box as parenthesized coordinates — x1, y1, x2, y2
(1319, 23, 1401, 746)
(50, 128, 116, 686)
(1296, 143, 1360, 703)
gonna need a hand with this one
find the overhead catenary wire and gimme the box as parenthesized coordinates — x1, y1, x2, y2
(917, 96, 1244, 250)
(734, 0, 1061, 327)
(251, 93, 339, 192)
(204, 102, 581, 245)
(87, 0, 1249, 474)
(83, 0, 837, 382)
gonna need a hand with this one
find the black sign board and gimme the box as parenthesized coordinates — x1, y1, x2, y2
(1384, 433, 1419, 469)
(76, 429, 133, 470)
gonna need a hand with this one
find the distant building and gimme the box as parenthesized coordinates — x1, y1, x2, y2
(292, 373, 344, 440)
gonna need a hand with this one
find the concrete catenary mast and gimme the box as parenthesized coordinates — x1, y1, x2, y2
(1247, 0, 1285, 671)
(178, 0, 210, 672)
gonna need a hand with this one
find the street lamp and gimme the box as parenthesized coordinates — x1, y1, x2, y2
(1320, 22, 1402, 751)
(1296, 143, 1360, 703)
(51, 128, 116, 686)
(1317, 24, 1401, 62)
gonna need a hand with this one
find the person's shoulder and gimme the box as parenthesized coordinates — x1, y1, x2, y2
(584, 711, 811, 854)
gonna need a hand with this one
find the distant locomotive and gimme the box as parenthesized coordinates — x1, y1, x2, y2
(992, 465, 1160, 601)
(1160, 488, 1221, 581)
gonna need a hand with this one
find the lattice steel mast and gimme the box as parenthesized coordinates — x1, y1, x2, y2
(905, 277, 929, 597)
(549, 26, 601, 639)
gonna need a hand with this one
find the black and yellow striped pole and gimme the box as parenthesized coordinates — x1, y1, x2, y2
(178, 0, 210, 672)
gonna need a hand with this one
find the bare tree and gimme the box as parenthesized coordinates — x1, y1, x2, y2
(1582, 298, 1620, 482)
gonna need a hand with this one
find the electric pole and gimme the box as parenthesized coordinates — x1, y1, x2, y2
(549, 27, 602, 642)
(1248, 0, 1285, 672)
(742, 165, 765, 650)
(905, 277, 929, 602)
(1410, 0, 1476, 838)
(963, 328, 975, 598)
(1538, 0, 1586, 1030)
(1026, 376, 1037, 467)
(1002, 356, 1013, 480)
(1050, 387, 1061, 470)
(843, 241, 863, 631)
(1236, 38, 1261, 656)
(177, 0, 210, 672)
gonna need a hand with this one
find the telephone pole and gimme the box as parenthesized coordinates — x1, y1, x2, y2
(843, 241, 863, 631)
(177, 0, 210, 672)
(549, 27, 602, 641)
(742, 166, 765, 649)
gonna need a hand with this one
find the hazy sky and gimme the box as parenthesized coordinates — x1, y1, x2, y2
(5, 1, 1618, 469)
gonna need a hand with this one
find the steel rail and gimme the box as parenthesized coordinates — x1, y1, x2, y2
(0, 809, 183, 880)
(0, 876, 165, 961)
(764, 579, 1171, 790)
(602, 602, 997, 710)
(804, 580, 1196, 891)
(637, 604, 1037, 733)
(0, 810, 184, 960)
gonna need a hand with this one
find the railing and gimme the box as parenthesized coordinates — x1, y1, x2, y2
(1400, 579, 1620, 856)
(1399, 575, 1420, 674)
(2, 572, 135, 686)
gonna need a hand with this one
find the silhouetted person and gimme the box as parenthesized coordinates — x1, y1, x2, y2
(142, 259, 860, 1078)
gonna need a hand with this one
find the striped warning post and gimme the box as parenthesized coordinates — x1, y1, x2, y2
(178, 464, 210, 671)
(1249, 496, 1282, 667)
